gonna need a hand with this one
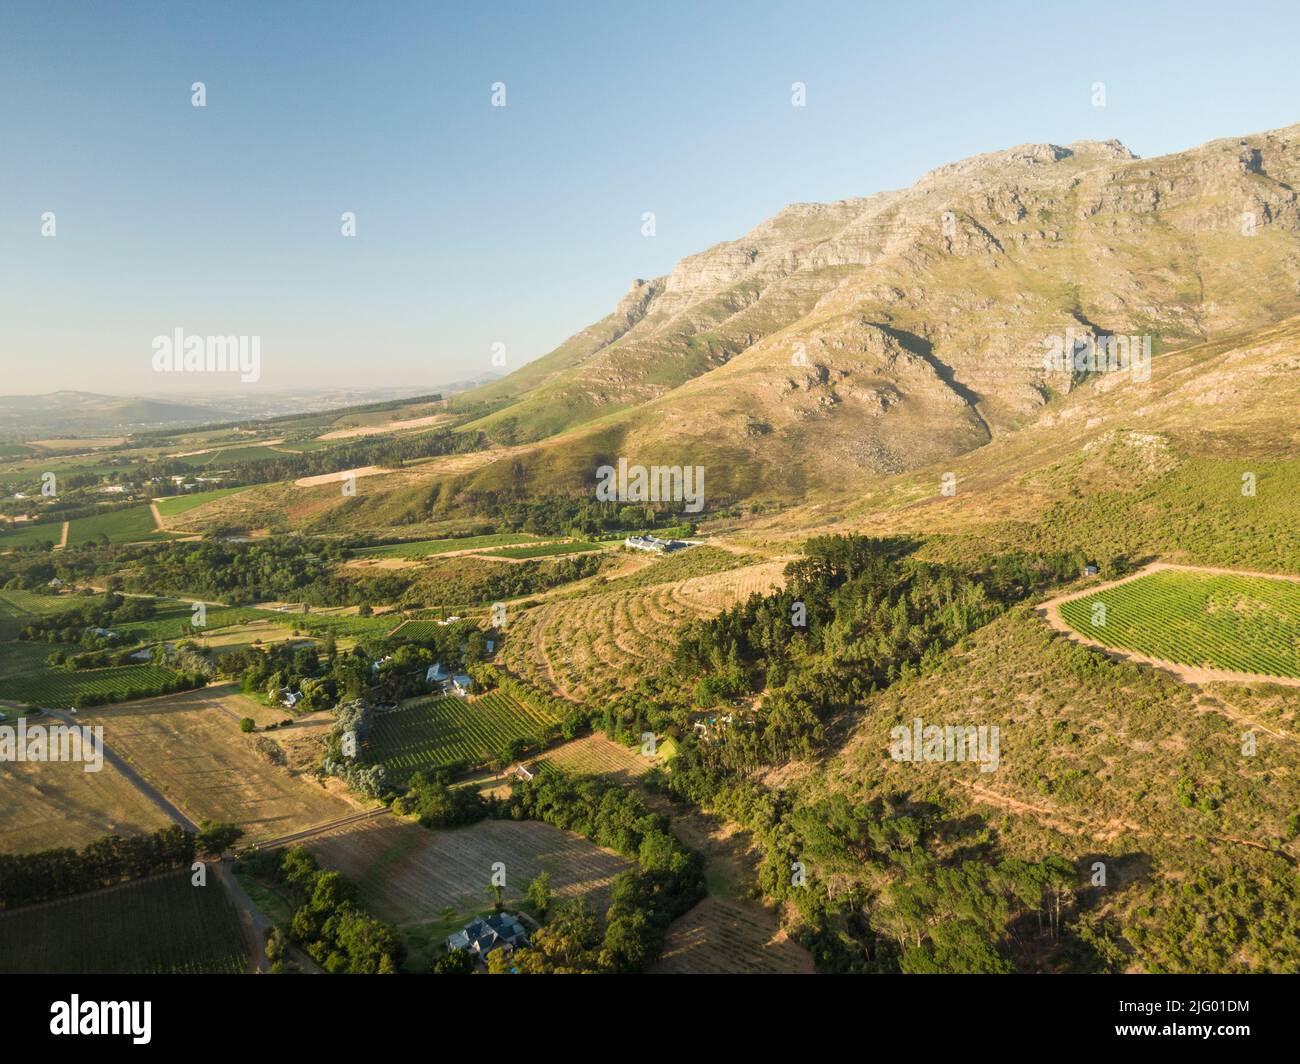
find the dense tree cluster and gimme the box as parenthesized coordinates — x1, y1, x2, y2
(391, 772, 490, 828)
(19, 590, 156, 647)
(448, 493, 695, 537)
(672, 536, 1085, 768)
(239, 847, 404, 974)
(659, 760, 1094, 973)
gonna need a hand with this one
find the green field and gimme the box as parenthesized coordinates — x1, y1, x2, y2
(0, 664, 183, 706)
(1057, 569, 1300, 678)
(0, 639, 69, 675)
(482, 540, 604, 560)
(0, 588, 77, 618)
(0, 592, 272, 646)
(0, 588, 78, 639)
(181, 445, 285, 468)
(66, 506, 175, 546)
(0, 521, 63, 549)
(367, 692, 559, 775)
(0, 870, 248, 974)
(110, 602, 274, 643)
(295, 612, 405, 639)
(388, 619, 458, 640)
(153, 487, 249, 517)
(354, 533, 538, 559)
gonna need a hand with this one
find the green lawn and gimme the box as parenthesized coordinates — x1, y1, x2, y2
(233, 868, 295, 929)
(0, 521, 63, 549)
(1057, 569, 1300, 678)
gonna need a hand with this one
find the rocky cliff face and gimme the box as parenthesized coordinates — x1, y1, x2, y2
(447, 123, 1300, 500)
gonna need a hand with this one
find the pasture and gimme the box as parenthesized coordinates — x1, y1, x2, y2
(0, 870, 248, 974)
(0, 730, 172, 854)
(367, 692, 559, 777)
(77, 686, 358, 840)
(66, 506, 175, 546)
(1056, 568, 1300, 679)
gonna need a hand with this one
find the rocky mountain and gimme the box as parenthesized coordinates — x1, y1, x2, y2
(440, 122, 1300, 506)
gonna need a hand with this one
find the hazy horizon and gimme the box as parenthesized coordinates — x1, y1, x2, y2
(3, 0, 1299, 394)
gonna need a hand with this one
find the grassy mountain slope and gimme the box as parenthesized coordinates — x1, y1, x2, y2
(449, 125, 1300, 489)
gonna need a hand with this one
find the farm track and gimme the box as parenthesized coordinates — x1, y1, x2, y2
(41, 707, 197, 831)
(254, 806, 391, 849)
(956, 779, 1297, 866)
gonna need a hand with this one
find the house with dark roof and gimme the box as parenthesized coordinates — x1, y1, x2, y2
(445, 913, 529, 960)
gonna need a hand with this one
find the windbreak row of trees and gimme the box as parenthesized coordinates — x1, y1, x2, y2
(0, 822, 241, 909)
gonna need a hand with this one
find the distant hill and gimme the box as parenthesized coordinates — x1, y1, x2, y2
(0, 392, 225, 438)
(0, 376, 501, 441)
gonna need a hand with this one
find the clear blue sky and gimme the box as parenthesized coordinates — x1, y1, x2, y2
(2, 0, 1297, 395)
